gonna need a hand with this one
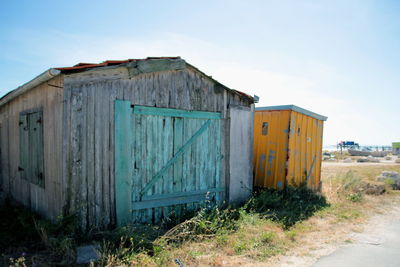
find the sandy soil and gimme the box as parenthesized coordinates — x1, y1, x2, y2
(194, 198, 400, 267)
(269, 161, 400, 267)
(214, 161, 400, 267)
(273, 197, 400, 267)
(167, 161, 400, 267)
(322, 161, 399, 167)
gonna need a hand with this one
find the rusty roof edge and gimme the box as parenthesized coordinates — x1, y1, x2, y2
(185, 63, 255, 103)
(0, 58, 254, 107)
(56, 57, 182, 73)
(0, 68, 61, 107)
(60, 58, 254, 103)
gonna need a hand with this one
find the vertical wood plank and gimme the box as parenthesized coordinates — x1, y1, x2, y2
(173, 118, 183, 217)
(102, 86, 111, 227)
(62, 86, 71, 216)
(114, 100, 133, 226)
(109, 84, 117, 226)
(80, 86, 88, 230)
(28, 112, 37, 186)
(19, 114, 28, 181)
(86, 85, 96, 227)
(131, 113, 139, 222)
(94, 88, 102, 226)
(35, 111, 45, 188)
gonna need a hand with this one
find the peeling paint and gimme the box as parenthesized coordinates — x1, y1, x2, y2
(259, 154, 266, 171)
(267, 150, 276, 164)
(254, 107, 325, 191)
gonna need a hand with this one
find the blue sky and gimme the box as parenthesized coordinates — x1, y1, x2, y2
(1, 0, 399, 146)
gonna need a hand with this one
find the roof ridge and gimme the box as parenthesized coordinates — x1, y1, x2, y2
(57, 57, 182, 71)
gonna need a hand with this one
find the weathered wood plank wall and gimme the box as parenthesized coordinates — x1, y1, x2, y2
(228, 106, 254, 204)
(0, 76, 64, 220)
(63, 66, 251, 229)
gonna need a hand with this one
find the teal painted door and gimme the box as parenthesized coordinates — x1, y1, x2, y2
(115, 101, 224, 225)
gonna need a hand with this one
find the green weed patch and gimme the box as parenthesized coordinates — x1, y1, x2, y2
(245, 186, 330, 228)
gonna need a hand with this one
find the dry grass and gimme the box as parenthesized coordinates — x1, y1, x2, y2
(102, 163, 400, 266)
(2, 162, 400, 266)
(133, 163, 400, 267)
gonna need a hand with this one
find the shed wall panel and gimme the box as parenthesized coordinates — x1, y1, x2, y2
(286, 111, 323, 190)
(0, 61, 253, 229)
(254, 108, 324, 191)
(0, 110, 10, 193)
(229, 106, 254, 204)
(253, 110, 290, 188)
(64, 67, 250, 228)
(0, 76, 64, 219)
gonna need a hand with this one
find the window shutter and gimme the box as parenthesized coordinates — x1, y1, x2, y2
(19, 110, 45, 187)
(36, 111, 44, 187)
(19, 114, 29, 181)
(28, 111, 44, 187)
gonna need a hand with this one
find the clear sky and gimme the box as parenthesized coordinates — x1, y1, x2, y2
(0, 0, 399, 146)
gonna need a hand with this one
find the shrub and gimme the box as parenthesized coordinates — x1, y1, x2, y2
(260, 231, 276, 243)
(0, 201, 79, 265)
(346, 192, 363, 202)
(161, 207, 241, 243)
(332, 170, 363, 192)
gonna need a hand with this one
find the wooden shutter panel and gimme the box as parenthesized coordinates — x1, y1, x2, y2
(19, 114, 29, 181)
(28, 113, 36, 184)
(36, 111, 45, 188)
(19, 110, 45, 187)
(29, 111, 44, 187)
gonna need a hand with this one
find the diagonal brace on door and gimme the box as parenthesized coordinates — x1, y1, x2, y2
(140, 119, 212, 198)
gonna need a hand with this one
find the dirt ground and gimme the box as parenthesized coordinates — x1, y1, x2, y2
(274, 195, 400, 266)
(203, 160, 400, 267)
(2, 159, 399, 266)
(270, 161, 400, 266)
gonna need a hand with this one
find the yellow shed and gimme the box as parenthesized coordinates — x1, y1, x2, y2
(253, 105, 327, 191)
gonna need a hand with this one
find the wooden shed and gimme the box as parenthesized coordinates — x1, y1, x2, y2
(0, 57, 254, 229)
(253, 105, 327, 191)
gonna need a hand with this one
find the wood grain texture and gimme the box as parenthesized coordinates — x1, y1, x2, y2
(228, 107, 254, 204)
(114, 100, 133, 226)
(0, 76, 64, 220)
(60, 66, 252, 228)
(116, 106, 223, 223)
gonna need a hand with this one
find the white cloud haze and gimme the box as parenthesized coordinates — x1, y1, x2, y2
(2, 30, 399, 147)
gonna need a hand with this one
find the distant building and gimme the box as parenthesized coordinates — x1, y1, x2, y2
(393, 142, 400, 155)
